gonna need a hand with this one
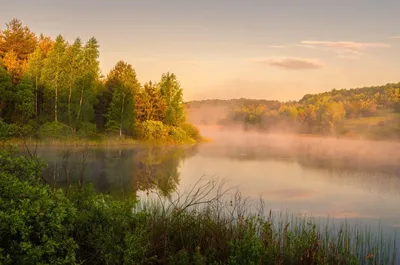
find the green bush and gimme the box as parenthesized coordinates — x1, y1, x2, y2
(180, 122, 202, 141)
(37, 122, 73, 139)
(169, 126, 195, 144)
(0, 119, 18, 140)
(76, 122, 97, 138)
(0, 151, 77, 265)
(137, 120, 170, 142)
(67, 185, 150, 265)
(137, 120, 198, 144)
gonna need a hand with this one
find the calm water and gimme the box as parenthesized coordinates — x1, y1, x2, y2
(36, 131, 400, 241)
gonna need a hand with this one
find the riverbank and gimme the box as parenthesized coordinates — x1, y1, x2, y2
(1, 135, 211, 148)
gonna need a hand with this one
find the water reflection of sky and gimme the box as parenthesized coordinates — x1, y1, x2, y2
(179, 147, 400, 230)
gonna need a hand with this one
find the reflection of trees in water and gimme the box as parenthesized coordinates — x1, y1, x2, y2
(41, 145, 198, 197)
(131, 146, 191, 197)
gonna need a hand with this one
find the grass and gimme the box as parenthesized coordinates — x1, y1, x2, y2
(131, 179, 398, 265)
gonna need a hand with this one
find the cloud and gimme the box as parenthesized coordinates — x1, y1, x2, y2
(300, 41, 390, 55)
(249, 56, 323, 70)
(390, 36, 400, 39)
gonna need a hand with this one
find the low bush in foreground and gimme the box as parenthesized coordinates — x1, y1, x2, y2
(0, 150, 397, 264)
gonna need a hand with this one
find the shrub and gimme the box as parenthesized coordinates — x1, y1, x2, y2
(76, 122, 97, 138)
(37, 122, 73, 139)
(169, 126, 195, 144)
(0, 119, 18, 140)
(67, 185, 150, 265)
(180, 122, 201, 141)
(0, 151, 77, 265)
(137, 120, 170, 142)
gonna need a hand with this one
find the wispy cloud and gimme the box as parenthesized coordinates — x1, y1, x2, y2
(390, 36, 400, 39)
(249, 56, 323, 70)
(300, 41, 390, 55)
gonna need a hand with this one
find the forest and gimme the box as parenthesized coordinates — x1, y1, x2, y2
(0, 19, 201, 144)
(187, 83, 400, 140)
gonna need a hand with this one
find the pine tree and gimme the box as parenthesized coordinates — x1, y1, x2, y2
(0, 19, 37, 81)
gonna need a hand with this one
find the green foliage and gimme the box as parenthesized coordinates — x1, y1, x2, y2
(40, 35, 67, 123)
(159, 72, 185, 126)
(105, 61, 140, 136)
(75, 121, 96, 137)
(0, 151, 77, 265)
(137, 120, 197, 144)
(135, 81, 167, 123)
(169, 126, 195, 144)
(0, 19, 198, 143)
(37, 122, 72, 138)
(180, 122, 201, 141)
(14, 77, 35, 123)
(137, 120, 169, 142)
(0, 119, 18, 140)
(67, 185, 149, 265)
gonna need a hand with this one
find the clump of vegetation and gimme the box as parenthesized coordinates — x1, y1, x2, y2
(0, 150, 397, 264)
(0, 19, 201, 145)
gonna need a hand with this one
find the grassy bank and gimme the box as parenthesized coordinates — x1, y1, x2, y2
(0, 150, 397, 265)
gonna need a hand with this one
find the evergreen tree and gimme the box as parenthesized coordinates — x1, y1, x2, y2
(0, 19, 37, 81)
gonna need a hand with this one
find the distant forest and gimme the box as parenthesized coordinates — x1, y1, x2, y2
(0, 19, 200, 143)
(187, 83, 400, 138)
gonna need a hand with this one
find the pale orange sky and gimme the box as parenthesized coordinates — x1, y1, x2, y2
(2, 0, 400, 101)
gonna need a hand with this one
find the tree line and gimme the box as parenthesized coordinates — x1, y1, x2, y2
(0, 19, 200, 143)
(187, 83, 400, 135)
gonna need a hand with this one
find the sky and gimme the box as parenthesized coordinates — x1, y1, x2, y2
(1, 0, 400, 101)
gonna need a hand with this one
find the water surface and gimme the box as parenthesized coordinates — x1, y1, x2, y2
(36, 131, 400, 238)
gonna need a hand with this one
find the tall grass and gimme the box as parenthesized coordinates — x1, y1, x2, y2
(133, 178, 398, 265)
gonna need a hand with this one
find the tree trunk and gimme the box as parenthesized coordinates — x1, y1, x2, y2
(68, 81, 72, 129)
(55, 56, 59, 123)
(75, 86, 84, 133)
(119, 93, 125, 137)
(35, 76, 38, 117)
(55, 85, 58, 122)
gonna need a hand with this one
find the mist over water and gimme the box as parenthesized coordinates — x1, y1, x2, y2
(36, 125, 400, 231)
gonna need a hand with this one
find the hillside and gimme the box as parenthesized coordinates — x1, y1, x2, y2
(186, 83, 400, 140)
